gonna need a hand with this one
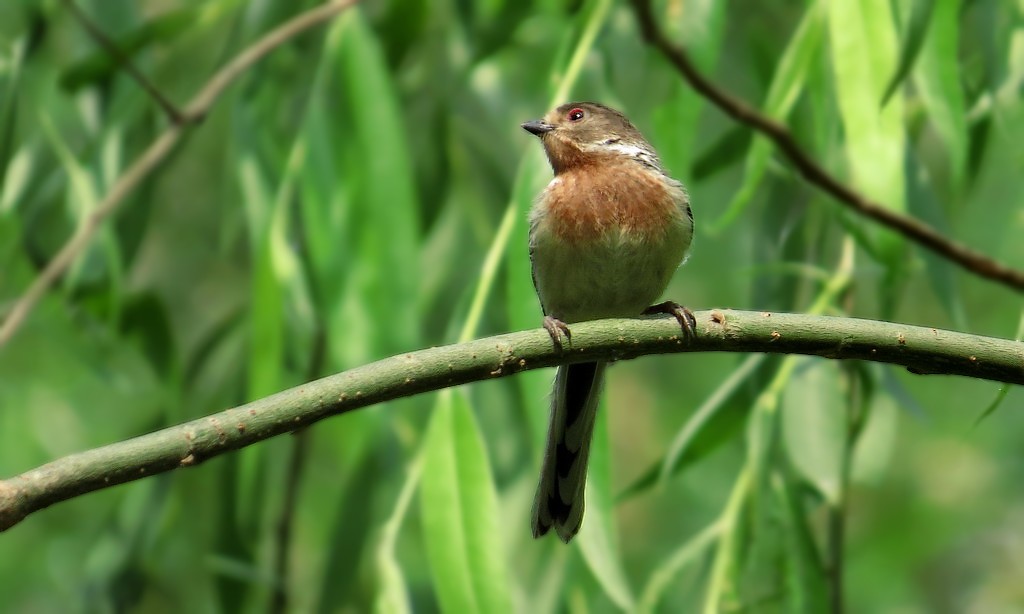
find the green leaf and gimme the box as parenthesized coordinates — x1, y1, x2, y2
(120, 292, 176, 377)
(238, 155, 288, 400)
(850, 381, 899, 485)
(879, 0, 936, 106)
(781, 359, 845, 504)
(38, 111, 113, 292)
(745, 354, 804, 518)
(690, 127, 751, 181)
(618, 354, 765, 500)
(711, 0, 826, 232)
(0, 146, 30, 214)
(316, 452, 379, 613)
(297, 94, 346, 302)
(420, 390, 512, 614)
(912, 0, 967, 194)
(328, 9, 422, 365)
(638, 522, 720, 613)
(773, 473, 828, 613)
(371, 451, 423, 614)
(702, 468, 753, 614)
(829, 0, 907, 266)
(904, 149, 966, 328)
(0, 38, 24, 207)
(878, 362, 927, 418)
(576, 400, 635, 611)
(651, 0, 730, 181)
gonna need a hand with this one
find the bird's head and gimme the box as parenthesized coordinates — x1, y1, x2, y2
(522, 102, 659, 174)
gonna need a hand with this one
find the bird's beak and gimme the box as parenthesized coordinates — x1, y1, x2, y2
(522, 120, 555, 136)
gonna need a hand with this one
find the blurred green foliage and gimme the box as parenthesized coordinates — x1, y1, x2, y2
(1, 0, 1023, 611)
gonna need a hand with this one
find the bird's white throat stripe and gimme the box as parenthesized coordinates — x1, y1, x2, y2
(601, 141, 649, 157)
(592, 141, 662, 169)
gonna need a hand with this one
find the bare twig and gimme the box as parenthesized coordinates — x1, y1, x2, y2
(2, 310, 1022, 531)
(0, 0, 358, 349)
(630, 0, 1024, 292)
(62, 0, 185, 123)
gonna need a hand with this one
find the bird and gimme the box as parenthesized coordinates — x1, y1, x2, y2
(522, 101, 694, 542)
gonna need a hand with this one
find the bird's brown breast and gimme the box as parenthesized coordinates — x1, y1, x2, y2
(541, 161, 683, 244)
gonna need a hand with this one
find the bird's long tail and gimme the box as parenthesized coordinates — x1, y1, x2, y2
(532, 361, 606, 542)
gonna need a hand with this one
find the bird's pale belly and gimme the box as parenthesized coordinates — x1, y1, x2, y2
(531, 225, 690, 324)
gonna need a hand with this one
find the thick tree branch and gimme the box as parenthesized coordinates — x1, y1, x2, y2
(0, 0, 358, 349)
(2, 310, 1021, 532)
(629, 0, 1024, 293)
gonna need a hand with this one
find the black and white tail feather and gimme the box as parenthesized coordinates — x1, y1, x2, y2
(531, 361, 606, 542)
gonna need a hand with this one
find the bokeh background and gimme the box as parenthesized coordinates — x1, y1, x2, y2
(1, 0, 1023, 611)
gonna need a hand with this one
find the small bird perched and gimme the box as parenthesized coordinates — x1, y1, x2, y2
(523, 102, 694, 542)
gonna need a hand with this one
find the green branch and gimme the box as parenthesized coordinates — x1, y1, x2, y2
(1, 310, 1021, 532)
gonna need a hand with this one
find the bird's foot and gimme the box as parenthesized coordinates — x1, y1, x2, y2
(644, 301, 696, 340)
(542, 316, 572, 351)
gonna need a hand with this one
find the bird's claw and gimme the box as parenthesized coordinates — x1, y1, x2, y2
(542, 316, 572, 350)
(643, 301, 696, 340)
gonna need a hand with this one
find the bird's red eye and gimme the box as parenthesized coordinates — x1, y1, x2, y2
(567, 108, 585, 122)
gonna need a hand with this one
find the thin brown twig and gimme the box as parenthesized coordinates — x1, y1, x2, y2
(62, 0, 185, 123)
(0, 0, 358, 349)
(630, 0, 1024, 293)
